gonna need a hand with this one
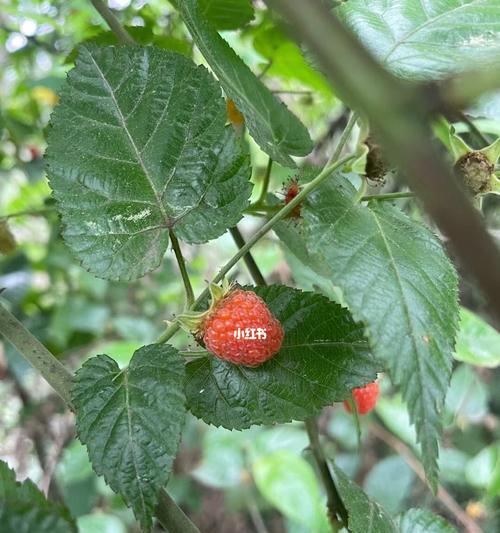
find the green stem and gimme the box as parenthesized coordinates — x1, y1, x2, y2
(89, 0, 135, 44)
(156, 154, 353, 344)
(169, 230, 195, 308)
(330, 111, 357, 163)
(257, 157, 273, 205)
(353, 176, 367, 204)
(0, 302, 73, 406)
(305, 418, 348, 529)
(361, 191, 415, 202)
(229, 226, 266, 286)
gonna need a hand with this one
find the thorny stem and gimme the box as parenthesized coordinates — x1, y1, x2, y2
(156, 154, 354, 344)
(229, 226, 266, 286)
(257, 157, 273, 205)
(306, 418, 348, 529)
(169, 229, 195, 308)
(89, 0, 135, 44)
(230, 225, 347, 532)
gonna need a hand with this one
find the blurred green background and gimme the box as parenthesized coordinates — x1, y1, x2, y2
(1, 1, 499, 532)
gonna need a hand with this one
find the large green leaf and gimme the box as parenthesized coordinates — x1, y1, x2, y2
(330, 462, 398, 533)
(46, 44, 251, 280)
(199, 0, 254, 30)
(185, 285, 379, 429)
(251, 24, 332, 95)
(339, 0, 500, 80)
(0, 460, 77, 533)
(72, 344, 186, 531)
(176, 0, 313, 167)
(302, 176, 459, 488)
(399, 508, 457, 532)
(252, 451, 330, 532)
(454, 307, 500, 367)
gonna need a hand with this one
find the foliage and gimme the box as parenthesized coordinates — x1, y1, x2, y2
(1, 0, 500, 532)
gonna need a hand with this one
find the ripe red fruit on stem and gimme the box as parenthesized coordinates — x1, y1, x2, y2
(202, 288, 284, 367)
(343, 381, 379, 415)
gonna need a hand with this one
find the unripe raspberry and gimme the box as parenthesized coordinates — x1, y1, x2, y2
(343, 381, 379, 415)
(454, 151, 494, 195)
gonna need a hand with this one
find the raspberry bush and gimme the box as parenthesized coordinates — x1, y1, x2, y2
(1, 1, 500, 532)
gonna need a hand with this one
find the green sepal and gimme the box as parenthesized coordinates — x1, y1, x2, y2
(482, 137, 500, 165)
(176, 279, 232, 334)
(449, 128, 472, 162)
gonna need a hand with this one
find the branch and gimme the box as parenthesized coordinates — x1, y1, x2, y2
(229, 226, 266, 286)
(0, 302, 73, 406)
(169, 229, 195, 308)
(306, 418, 348, 528)
(0, 302, 201, 533)
(89, 0, 135, 44)
(266, 0, 500, 322)
(257, 157, 273, 205)
(370, 422, 482, 533)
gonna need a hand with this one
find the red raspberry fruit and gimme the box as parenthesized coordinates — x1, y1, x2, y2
(343, 381, 379, 415)
(202, 288, 284, 367)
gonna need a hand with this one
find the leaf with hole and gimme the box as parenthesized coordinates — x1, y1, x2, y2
(176, 0, 313, 167)
(0, 460, 77, 533)
(72, 344, 186, 531)
(339, 0, 500, 80)
(185, 285, 379, 429)
(46, 44, 252, 280)
(302, 175, 459, 489)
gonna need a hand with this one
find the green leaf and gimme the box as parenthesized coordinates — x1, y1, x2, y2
(252, 24, 332, 95)
(0, 460, 77, 533)
(192, 427, 248, 488)
(47, 44, 251, 280)
(252, 451, 330, 532)
(185, 285, 379, 428)
(454, 307, 500, 367)
(302, 175, 459, 488)
(444, 364, 488, 424)
(199, 0, 254, 30)
(465, 445, 500, 492)
(72, 344, 186, 530)
(330, 462, 398, 533)
(375, 396, 418, 450)
(363, 456, 415, 515)
(77, 512, 127, 533)
(176, 0, 313, 167)
(399, 508, 457, 532)
(339, 0, 500, 80)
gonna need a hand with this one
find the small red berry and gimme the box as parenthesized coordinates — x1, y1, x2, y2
(284, 178, 301, 217)
(343, 381, 379, 415)
(201, 288, 284, 367)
